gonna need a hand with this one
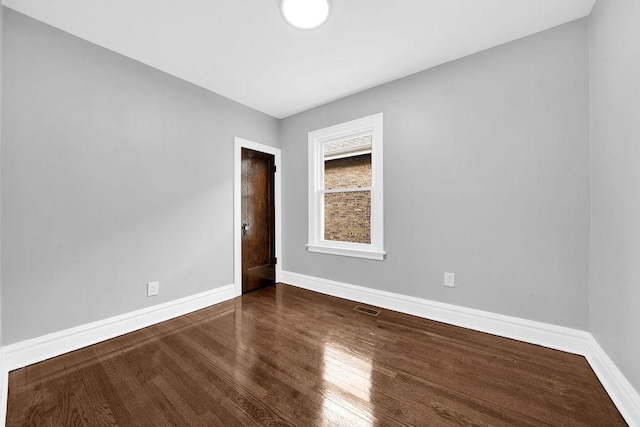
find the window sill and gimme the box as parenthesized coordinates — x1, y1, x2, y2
(306, 244, 386, 261)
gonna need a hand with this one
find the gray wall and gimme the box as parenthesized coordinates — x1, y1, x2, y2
(589, 1, 640, 393)
(280, 19, 591, 329)
(1, 10, 279, 344)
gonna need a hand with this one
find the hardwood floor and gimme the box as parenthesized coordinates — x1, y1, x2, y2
(7, 284, 625, 426)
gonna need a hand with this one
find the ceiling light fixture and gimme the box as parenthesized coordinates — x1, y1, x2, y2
(280, 0, 331, 30)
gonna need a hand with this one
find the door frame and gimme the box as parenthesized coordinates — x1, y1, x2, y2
(234, 137, 282, 297)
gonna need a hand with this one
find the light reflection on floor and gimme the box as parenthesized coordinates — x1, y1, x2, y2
(321, 342, 374, 426)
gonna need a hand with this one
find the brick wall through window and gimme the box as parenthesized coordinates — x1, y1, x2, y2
(324, 153, 372, 243)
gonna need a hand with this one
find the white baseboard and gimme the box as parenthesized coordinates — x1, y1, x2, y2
(281, 271, 590, 354)
(586, 336, 640, 426)
(281, 270, 640, 427)
(1, 274, 637, 427)
(2, 284, 235, 372)
(0, 284, 235, 426)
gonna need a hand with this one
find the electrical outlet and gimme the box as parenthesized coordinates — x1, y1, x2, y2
(147, 281, 159, 296)
(444, 272, 455, 288)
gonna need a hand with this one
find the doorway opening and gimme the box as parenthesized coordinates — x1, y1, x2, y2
(234, 137, 282, 296)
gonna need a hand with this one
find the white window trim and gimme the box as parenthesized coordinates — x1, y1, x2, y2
(307, 113, 385, 261)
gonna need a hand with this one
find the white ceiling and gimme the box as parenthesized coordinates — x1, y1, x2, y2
(3, 0, 595, 118)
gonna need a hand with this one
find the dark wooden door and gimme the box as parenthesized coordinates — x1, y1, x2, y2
(241, 148, 276, 294)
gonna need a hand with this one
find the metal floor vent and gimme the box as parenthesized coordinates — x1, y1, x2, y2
(353, 306, 381, 316)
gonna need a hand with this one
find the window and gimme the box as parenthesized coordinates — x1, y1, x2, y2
(307, 113, 384, 260)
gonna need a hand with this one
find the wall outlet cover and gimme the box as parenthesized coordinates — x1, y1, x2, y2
(444, 272, 455, 288)
(147, 281, 159, 296)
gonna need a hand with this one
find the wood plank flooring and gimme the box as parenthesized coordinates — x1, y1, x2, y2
(7, 284, 625, 426)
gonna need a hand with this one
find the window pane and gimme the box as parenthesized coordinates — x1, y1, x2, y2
(324, 135, 372, 190)
(324, 191, 371, 244)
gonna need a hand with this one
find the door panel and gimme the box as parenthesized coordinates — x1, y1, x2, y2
(242, 148, 275, 293)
